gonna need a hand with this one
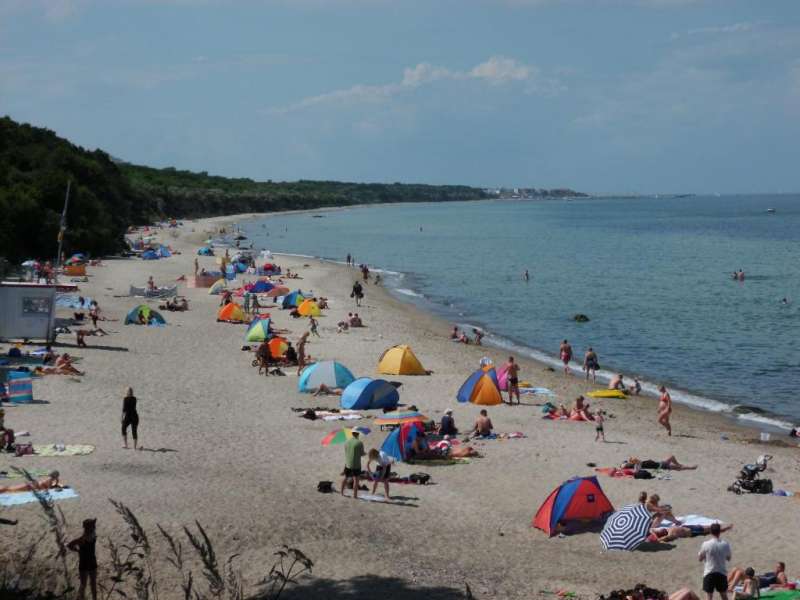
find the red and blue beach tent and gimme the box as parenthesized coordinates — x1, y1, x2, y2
(532, 476, 614, 536)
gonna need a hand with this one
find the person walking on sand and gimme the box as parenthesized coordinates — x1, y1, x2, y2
(506, 356, 520, 405)
(194, 257, 199, 276)
(309, 316, 320, 337)
(699, 522, 731, 600)
(559, 340, 573, 375)
(351, 281, 364, 307)
(584, 347, 599, 383)
(658, 385, 673, 436)
(121, 387, 139, 450)
(341, 430, 365, 499)
(296, 332, 309, 376)
(68, 518, 98, 600)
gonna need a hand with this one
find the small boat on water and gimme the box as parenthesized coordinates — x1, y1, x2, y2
(767, 208, 776, 214)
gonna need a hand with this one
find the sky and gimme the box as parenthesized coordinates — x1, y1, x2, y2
(1, 0, 799, 194)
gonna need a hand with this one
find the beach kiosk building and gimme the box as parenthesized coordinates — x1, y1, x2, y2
(0, 282, 58, 341)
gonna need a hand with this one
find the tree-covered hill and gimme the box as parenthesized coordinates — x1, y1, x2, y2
(119, 164, 489, 217)
(0, 116, 151, 264)
(1, 116, 584, 264)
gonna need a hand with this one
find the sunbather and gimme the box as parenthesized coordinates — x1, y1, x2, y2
(623, 456, 697, 471)
(649, 523, 733, 543)
(312, 384, 343, 397)
(729, 562, 787, 590)
(0, 471, 61, 494)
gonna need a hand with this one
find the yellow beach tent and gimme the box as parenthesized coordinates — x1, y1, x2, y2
(208, 279, 226, 295)
(377, 345, 427, 375)
(297, 299, 321, 317)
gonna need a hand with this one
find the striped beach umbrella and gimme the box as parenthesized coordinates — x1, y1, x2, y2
(600, 504, 653, 551)
(321, 427, 371, 447)
(374, 410, 428, 426)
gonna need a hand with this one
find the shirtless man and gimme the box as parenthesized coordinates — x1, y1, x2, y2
(0, 471, 61, 494)
(658, 385, 673, 436)
(609, 373, 627, 392)
(506, 356, 520, 405)
(296, 332, 309, 376)
(559, 340, 573, 375)
(473, 409, 494, 437)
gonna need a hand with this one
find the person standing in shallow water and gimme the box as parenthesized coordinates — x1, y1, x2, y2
(583, 347, 599, 383)
(658, 385, 672, 436)
(121, 387, 139, 450)
(523, 269, 529, 281)
(559, 339, 573, 376)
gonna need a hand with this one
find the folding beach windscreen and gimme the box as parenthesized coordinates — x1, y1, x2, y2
(7, 371, 33, 403)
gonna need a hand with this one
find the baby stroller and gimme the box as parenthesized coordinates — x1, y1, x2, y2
(728, 455, 773, 495)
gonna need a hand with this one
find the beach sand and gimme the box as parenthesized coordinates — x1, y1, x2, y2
(2, 215, 799, 599)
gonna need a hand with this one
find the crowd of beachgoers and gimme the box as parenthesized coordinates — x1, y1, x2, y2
(1, 216, 798, 600)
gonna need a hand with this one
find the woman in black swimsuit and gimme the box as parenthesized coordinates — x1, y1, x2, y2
(68, 518, 98, 600)
(121, 387, 139, 450)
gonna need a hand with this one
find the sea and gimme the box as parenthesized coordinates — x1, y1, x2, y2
(240, 194, 800, 430)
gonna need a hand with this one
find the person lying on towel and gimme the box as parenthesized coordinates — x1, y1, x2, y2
(0, 471, 62, 494)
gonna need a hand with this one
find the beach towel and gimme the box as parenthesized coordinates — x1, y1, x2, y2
(659, 515, 722, 527)
(321, 414, 363, 421)
(407, 457, 471, 466)
(519, 387, 556, 396)
(0, 468, 50, 480)
(0, 488, 78, 506)
(33, 444, 95, 457)
(595, 467, 637, 478)
(760, 591, 800, 600)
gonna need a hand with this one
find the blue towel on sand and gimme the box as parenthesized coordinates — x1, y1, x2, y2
(0, 488, 78, 506)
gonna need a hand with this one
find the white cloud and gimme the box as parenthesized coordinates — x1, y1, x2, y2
(269, 55, 554, 114)
(469, 56, 532, 83)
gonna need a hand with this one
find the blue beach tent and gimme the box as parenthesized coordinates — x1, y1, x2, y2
(340, 378, 399, 410)
(197, 246, 214, 256)
(281, 290, 305, 309)
(141, 250, 159, 260)
(380, 421, 424, 462)
(157, 245, 172, 258)
(251, 280, 274, 294)
(298, 360, 355, 393)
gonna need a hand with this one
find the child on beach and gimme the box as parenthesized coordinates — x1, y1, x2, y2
(309, 316, 320, 337)
(595, 409, 605, 442)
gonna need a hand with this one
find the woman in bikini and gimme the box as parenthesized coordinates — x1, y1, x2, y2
(658, 385, 672, 436)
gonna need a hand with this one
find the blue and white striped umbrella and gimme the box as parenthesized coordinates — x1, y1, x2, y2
(600, 504, 653, 551)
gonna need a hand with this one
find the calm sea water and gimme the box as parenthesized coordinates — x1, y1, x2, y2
(241, 195, 800, 428)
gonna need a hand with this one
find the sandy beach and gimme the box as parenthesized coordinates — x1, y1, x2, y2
(2, 214, 799, 599)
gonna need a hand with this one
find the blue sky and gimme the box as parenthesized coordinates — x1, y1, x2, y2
(2, 0, 799, 194)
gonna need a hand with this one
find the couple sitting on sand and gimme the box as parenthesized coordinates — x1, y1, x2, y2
(728, 562, 789, 598)
(159, 297, 189, 312)
(35, 353, 84, 376)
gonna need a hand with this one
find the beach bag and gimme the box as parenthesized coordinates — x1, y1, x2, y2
(15, 443, 33, 457)
(633, 469, 653, 480)
(409, 473, 431, 485)
(317, 481, 333, 493)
